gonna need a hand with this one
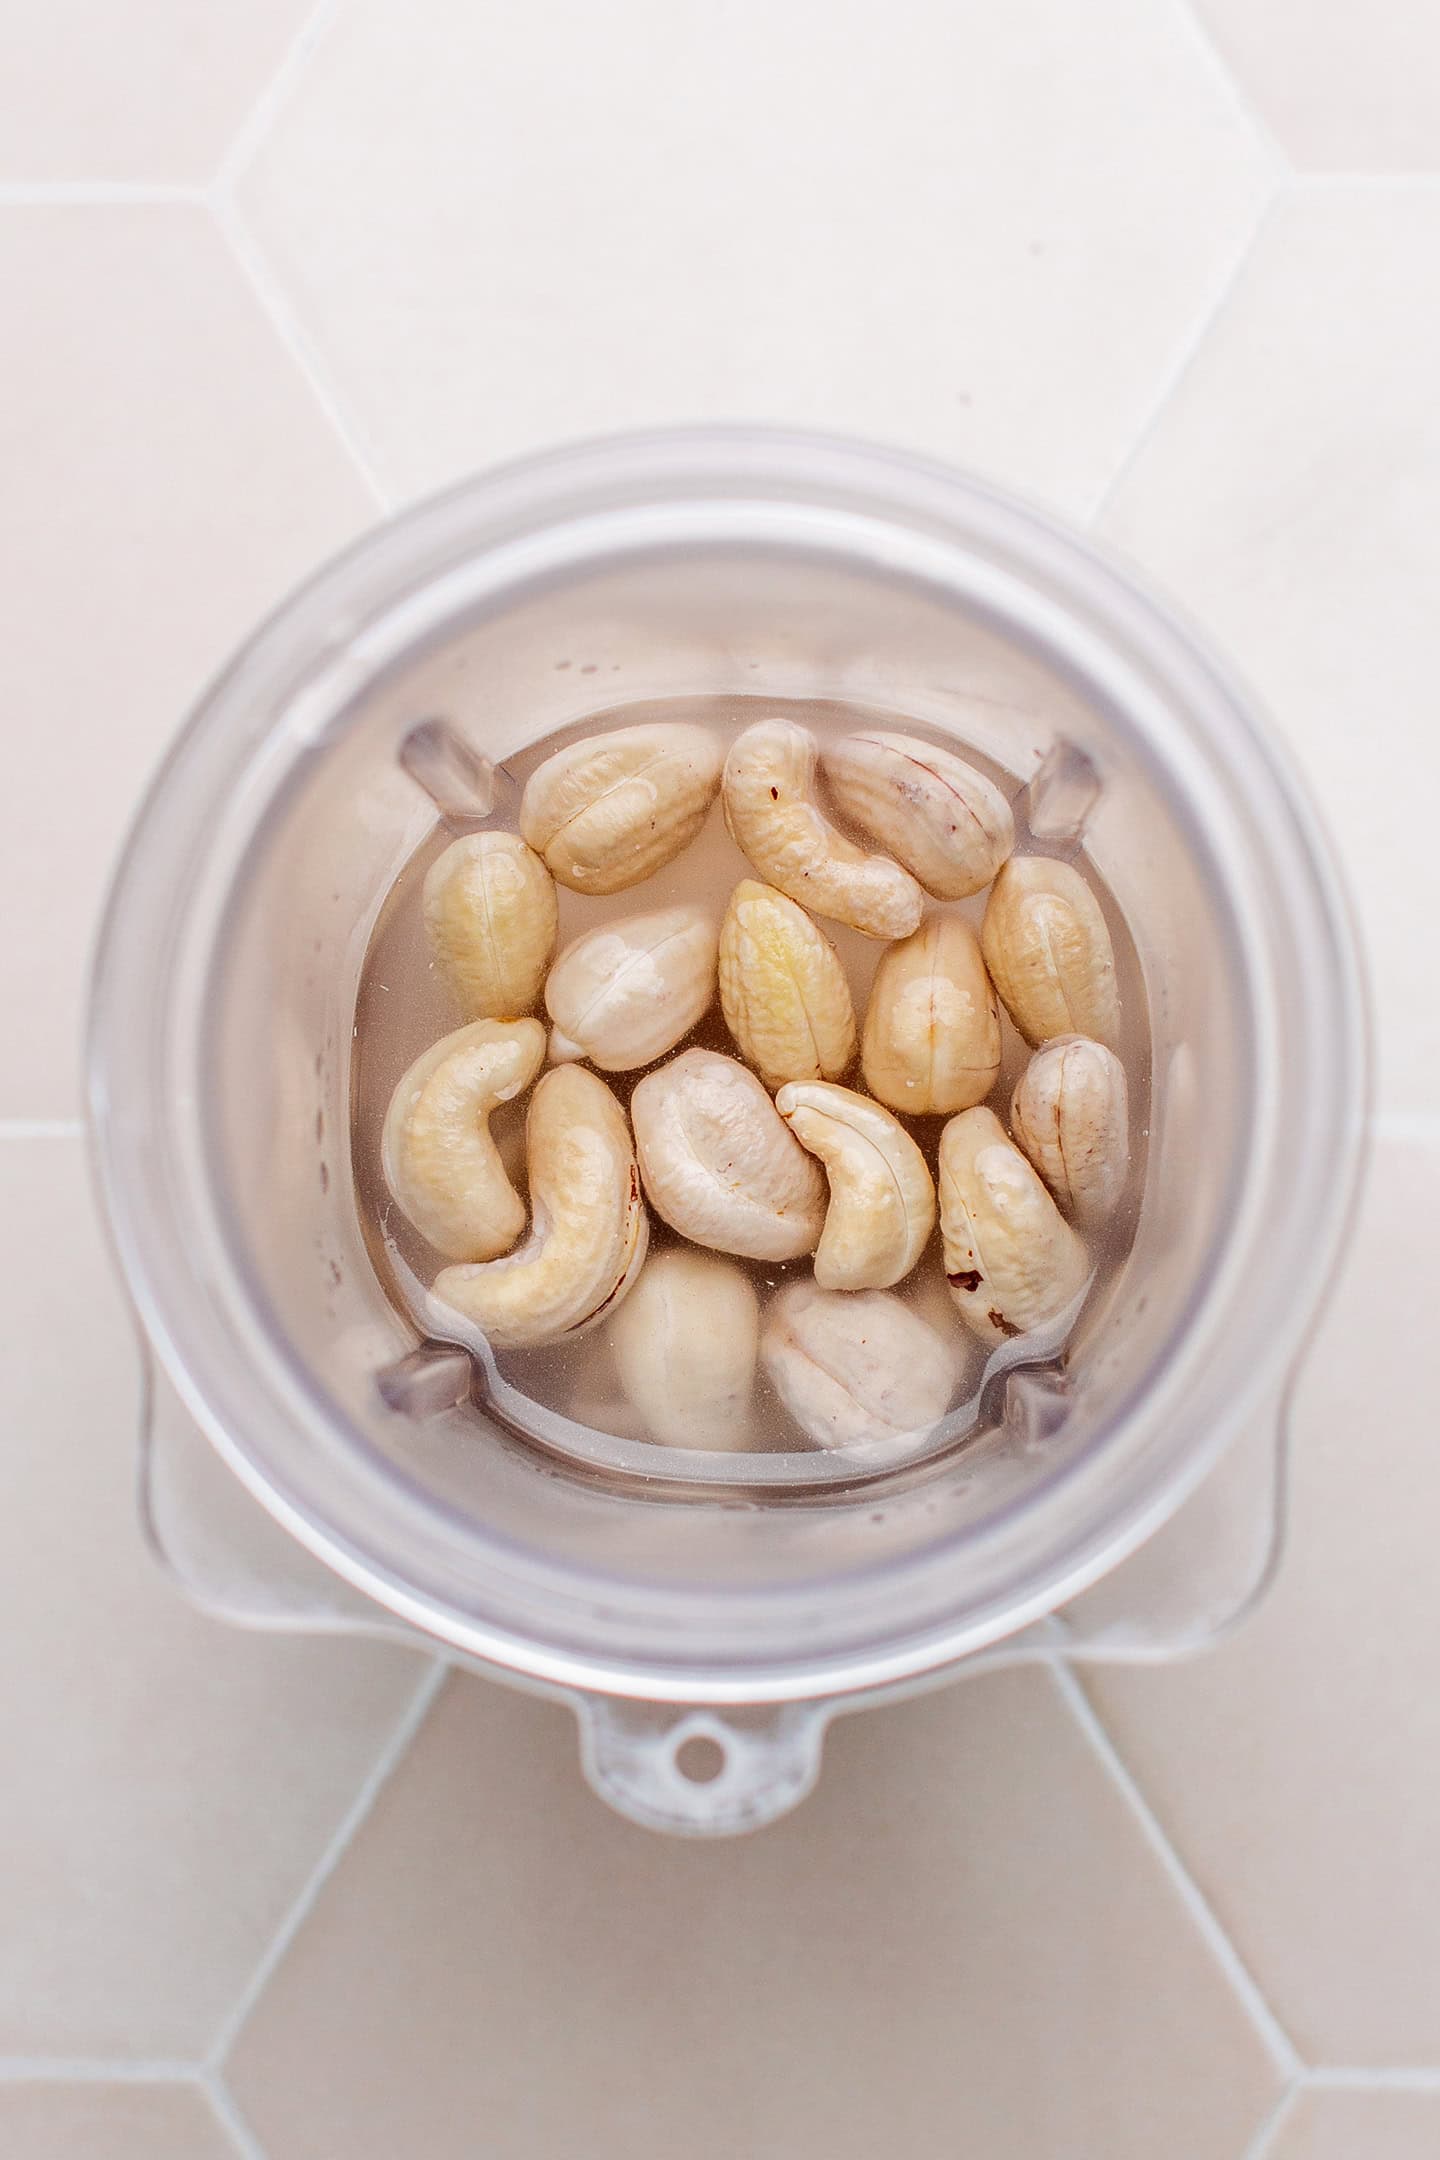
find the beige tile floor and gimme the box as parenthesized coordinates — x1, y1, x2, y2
(1, 2, 1437, 2154)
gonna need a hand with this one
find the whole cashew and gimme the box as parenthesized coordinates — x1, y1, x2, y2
(717, 879, 856, 1091)
(631, 1049, 825, 1262)
(382, 1018, 546, 1260)
(1010, 1034, 1129, 1228)
(519, 722, 724, 894)
(545, 904, 718, 1071)
(722, 717, 924, 939)
(980, 855, 1119, 1049)
(423, 830, 558, 1019)
(861, 913, 1001, 1115)
(821, 729, 1014, 898)
(761, 1281, 962, 1450)
(610, 1249, 759, 1451)
(432, 1065, 648, 1347)
(938, 1105, 1090, 1345)
(774, 1080, 936, 1291)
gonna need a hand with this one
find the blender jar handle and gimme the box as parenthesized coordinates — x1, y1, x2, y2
(574, 1696, 828, 1837)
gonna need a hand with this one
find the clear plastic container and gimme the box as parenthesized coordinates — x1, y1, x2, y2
(87, 429, 1368, 1834)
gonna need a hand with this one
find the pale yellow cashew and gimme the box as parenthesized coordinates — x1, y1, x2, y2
(610, 1249, 759, 1451)
(774, 1080, 936, 1291)
(717, 879, 856, 1091)
(938, 1105, 1090, 1345)
(423, 830, 557, 1019)
(432, 1064, 648, 1348)
(382, 1018, 546, 1261)
(519, 722, 724, 894)
(721, 717, 924, 940)
(821, 729, 1014, 899)
(980, 855, 1119, 1049)
(861, 914, 1001, 1115)
(1010, 1034, 1129, 1229)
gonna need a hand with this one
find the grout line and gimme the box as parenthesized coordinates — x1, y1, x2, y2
(209, 193, 392, 512)
(1306, 2065, 1440, 2092)
(1372, 1109, 1440, 1147)
(212, 0, 349, 195)
(0, 182, 204, 205)
(202, 2069, 272, 2160)
(1084, 187, 1281, 528)
(0, 1120, 83, 1139)
(1168, 0, 1292, 174)
(1240, 2081, 1300, 2160)
(0, 2059, 199, 2083)
(205, 1657, 447, 2069)
(1049, 1658, 1304, 2077)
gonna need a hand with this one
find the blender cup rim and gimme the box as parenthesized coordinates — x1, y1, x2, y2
(86, 425, 1370, 1703)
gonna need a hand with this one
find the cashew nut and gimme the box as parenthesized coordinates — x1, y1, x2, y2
(980, 855, 1119, 1049)
(821, 729, 1014, 899)
(718, 878, 856, 1090)
(722, 717, 924, 939)
(630, 1049, 825, 1261)
(861, 914, 1001, 1116)
(611, 1249, 759, 1451)
(938, 1106, 1090, 1345)
(761, 1281, 962, 1450)
(1010, 1034, 1129, 1229)
(432, 1064, 648, 1347)
(545, 904, 718, 1071)
(774, 1080, 936, 1291)
(381, 1018, 546, 1260)
(423, 830, 558, 1019)
(519, 722, 723, 894)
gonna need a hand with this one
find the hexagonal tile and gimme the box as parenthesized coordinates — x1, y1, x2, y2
(1085, 1138, 1440, 2063)
(1268, 2088, 1440, 2160)
(0, 205, 374, 1118)
(0, 2080, 237, 2160)
(1192, 2, 1440, 171)
(0, 0, 310, 185)
(227, 1664, 1283, 2160)
(0, 1137, 425, 2056)
(1101, 187, 1440, 1112)
(237, 0, 1273, 513)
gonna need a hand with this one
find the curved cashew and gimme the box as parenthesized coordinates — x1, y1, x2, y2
(423, 830, 557, 1019)
(611, 1249, 759, 1451)
(519, 722, 723, 894)
(821, 729, 1014, 899)
(721, 717, 924, 940)
(545, 904, 718, 1071)
(718, 879, 856, 1091)
(980, 855, 1119, 1049)
(382, 1019, 546, 1260)
(761, 1281, 961, 1450)
(1010, 1034, 1129, 1228)
(861, 914, 1001, 1115)
(774, 1081, 936, 1291)
(432, 1064, 648, 1348)
(938, 1106, 1090, 1345)
(630, 1049, 825, 1262)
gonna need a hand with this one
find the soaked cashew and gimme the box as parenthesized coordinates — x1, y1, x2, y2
(938, 1106, 1090, 1346)
(718, 879, 856, 1091)
(423, 830, 557, 1019)
(980, 855, 1119, 1049)
(611, 1249, 759, 1451)
(382, 1018, 546, 1260)
(722, 717, 924, 940)
(432, 1064, 647, 1348)
(631, 1049, 825, 1262)
(775, 1081, 936, 1291)
(821, 730, 1014, 899)
(761, 1281, 962, 1450)
(861, 914, 1001, 1116)
(519, 722, 723, 894)
(1010, 1035, 1129, 1229)
(545, 905, 718, 1071)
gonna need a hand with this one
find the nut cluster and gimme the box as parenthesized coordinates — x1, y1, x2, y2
(381, 716, 1131, 1453)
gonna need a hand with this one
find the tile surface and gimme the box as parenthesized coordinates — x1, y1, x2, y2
(0, 2081, 237, 2160)
(1193, 1, 1440, 170)
(1268, 2089, 1440, 2160)
(238, 0, 1272, 512)
(229, 1667, 1282, 2160)
(0, 206, 374, 1117)
(0, 1141, 422, 2056)
(1087, 1139, 1440, 2063)
(0, 0, 309, 185)
(1102, 186, 1440, 1112)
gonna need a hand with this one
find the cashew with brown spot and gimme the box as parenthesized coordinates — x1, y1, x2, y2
(938, 1106, 1090, 1345)
(382, 1018, 546, 1260)
(519, 722, 723, 893)
(1010, 1034, 1129, 1228)
(722, 717, 924, 940)
(432, 1064, 647, 1347)
(718, 879, 856, 1091)
(545, 905, 718, 1070)
(821, 730, 1014, 898)
(423, 830, 557, 1019)
(775, 1081, 936, 1291)
(980, 855, 1119, 1049)
(611, 1249, 759, 1451)
(630, 1049, 825, 1262)
(761, 1281, 962, 1450)
(861, 914, 1001, 1115)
